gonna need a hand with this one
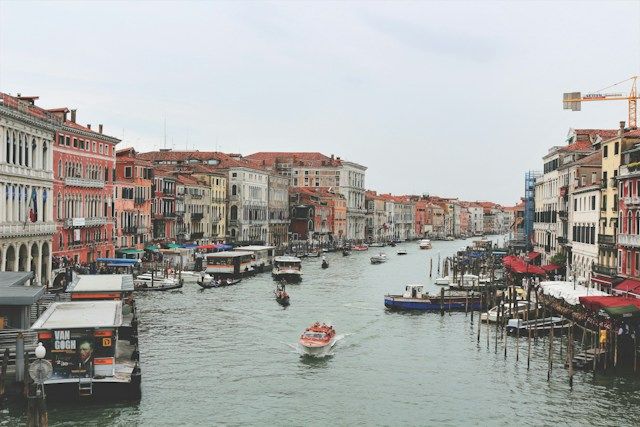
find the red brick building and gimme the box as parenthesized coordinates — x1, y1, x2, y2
(50, 108, 118, 264)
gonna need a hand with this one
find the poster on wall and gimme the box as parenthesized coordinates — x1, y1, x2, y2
(46, 329, 95, 379)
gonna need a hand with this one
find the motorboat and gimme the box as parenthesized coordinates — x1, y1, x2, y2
(321, 258, 329, 269)
(198, 273, 242, 289)
(388, 242, 396, 247)
(419, 239, 432, 249)
(445, 236, 455, 241)
(434, 276, 450, 285)
(352, 245, 369, 251)
(272, 256, 302, 282)
(447, 274, 481, 290)
(370, 253, 387, 264)
(306, 250, 322, 258)
(480, 301, 538, 323)
(506, 317, 572, 335)
(298, 322, 336, 356)
(133, 273, 183, 291)
(397, 250, 407, 255)
(369, 242, 385, 247)
(342, 249, 351, 257)
(274, 284, 290, 306)
(384, 285, 483, 311)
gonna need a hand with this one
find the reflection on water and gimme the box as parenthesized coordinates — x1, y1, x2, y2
(5, 236, 640, 426)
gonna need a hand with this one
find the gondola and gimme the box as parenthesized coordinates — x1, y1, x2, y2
(134, 281, 183, 291)
(274, 284, 290, 306)
(321, 259, 329, 269)
(198, 278, 242, 289)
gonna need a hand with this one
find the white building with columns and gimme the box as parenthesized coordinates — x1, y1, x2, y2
(0, 94, 56, 286)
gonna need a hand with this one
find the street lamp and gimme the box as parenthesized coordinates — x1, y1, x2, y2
(35, 342, 46, 359)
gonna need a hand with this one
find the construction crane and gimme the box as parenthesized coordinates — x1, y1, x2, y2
(563, 76, 638, 128)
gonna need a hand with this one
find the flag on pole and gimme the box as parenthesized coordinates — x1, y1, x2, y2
(29, 188, 37, 223)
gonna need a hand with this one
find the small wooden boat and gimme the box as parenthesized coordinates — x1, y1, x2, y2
(298, 322, 336, 356)
(274, 284, 290, 306)
(370, 253, 387, 264)
(481, 301, 539, 323)
(198, 276, 242, 289)
(134, 273, 183, 291)
(321, 259, 329, 269)
(397, 250, 407, 255)
(369, 242, 385, 247)
(352, 245, 369, 251)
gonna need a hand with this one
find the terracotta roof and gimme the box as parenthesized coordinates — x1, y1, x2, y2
(574, 129, 618, 140)
(560, 140, 594, 152)
(138, 150, 265, 171)
(291, 186, 344, 199)
(176, 174, 202, 186)
(245, 152, 342, 167)
(573, 150, 602, 166)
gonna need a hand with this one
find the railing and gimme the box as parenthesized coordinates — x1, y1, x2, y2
(122, 226, 137, 234)
(134, 197, 146, 205)
(191, 213, 204, 221)
(623, 196, 640, 206)
(188, 194, 203, 199)
(63, 217, 108, 228)
(593, 263, 618, 277)
(137, 226, 148, 234)
(191, 231, 204, 239)
(0, 222, 56, 237)
(0, 163, 53, 181)
(558, 210, 568, 220)
(557, 236, 568, 244)
(618, 233, 640, 247)
(64, 176, 105, 188)
(598, 234, 616, 246)
(229, 219, 238, 226)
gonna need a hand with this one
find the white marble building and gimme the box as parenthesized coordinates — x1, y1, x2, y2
(0, 94, 56, 286)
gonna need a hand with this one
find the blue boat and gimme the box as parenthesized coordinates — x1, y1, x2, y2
(384, 285, 483, 312)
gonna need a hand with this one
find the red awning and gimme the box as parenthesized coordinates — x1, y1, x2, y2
(502, 255, 517, 267)
(579, 295, 640, 312)
(527, 251, 541, 260)
(614, 278, 640, 294)
(197, 244, 219, 250)
(506, 258, 547, 275)
(591, 274, 614, 287)
(541, 263, 560, 271)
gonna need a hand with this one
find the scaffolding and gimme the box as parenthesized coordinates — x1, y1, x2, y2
(524, 170, 541, 250)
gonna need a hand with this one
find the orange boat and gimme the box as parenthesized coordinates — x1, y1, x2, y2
(298, 322, 336, 355)
(352, 244, 369, 251)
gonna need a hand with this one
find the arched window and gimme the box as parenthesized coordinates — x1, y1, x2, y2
(24, 138, 29, 167)
(56, 194, 62, 220)
(42, 189, 47, 222)
(42, 143, 48, 170)
(230, 205, 238, 220)
(58, 160, 62, 178)
(31, 139, 36, 168)
(636, 211, 640, 236)
(18, 135, 23, 165)
(12, 132, 16, 165)
(5, 131, 10, 163)
(231, 185, 237, 196)
(628, 212, 633, 234)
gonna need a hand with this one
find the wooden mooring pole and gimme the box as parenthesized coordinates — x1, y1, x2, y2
(0, 348, 8, 398)
(547, 323, 554, 382)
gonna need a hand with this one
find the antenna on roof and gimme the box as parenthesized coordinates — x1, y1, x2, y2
(163, 117, 167, 150)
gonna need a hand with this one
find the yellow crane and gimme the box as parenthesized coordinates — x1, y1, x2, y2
(563, 76, 639, 128)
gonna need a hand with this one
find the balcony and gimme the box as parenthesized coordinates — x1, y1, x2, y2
(0, 222, 56, 237)
(228, 219, 238, 227)
(557, 236, 568, 245)
(134, 197, 146, 205)
(618, 233, 640, 248)
(623, 196, 640, 207)
(191, 212, 204, 221)
(122, 226, 137, 234)
(63, 217, 108, 228)
(593, 263, 618, 277)
(598, 233, 616, 248)
(558, 210, 568, 221)
(64, 176, 105, 188)
(191, 231, 204, 239)
(137, 226, 148, 234)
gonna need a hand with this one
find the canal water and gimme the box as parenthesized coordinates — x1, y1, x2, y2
(4, 236, 640, 426)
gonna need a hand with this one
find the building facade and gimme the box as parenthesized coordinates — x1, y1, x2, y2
(0, 94, 56, 286)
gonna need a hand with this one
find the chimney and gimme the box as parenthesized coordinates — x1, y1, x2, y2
(70, 109, 76, 123)
(99, 124, 103, 134)
(619, 120, 626, 136)
(330, 154, 334, 160)
(87, 124, 91, 130)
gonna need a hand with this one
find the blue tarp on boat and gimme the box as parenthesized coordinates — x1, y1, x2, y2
(96, 258, 140, 266)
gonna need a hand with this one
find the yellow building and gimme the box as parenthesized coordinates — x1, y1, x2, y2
(193, 168, 227, 242)
(596, 122, 639, 281)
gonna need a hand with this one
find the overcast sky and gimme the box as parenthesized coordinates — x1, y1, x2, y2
(1, 1, 639, 204)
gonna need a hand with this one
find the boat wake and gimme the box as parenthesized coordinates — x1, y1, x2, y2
(285, 334, 346, 358)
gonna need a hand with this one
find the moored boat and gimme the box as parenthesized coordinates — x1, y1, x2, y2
(370, 253, 387, 264)
(298, 322, 336, 356)
(352, 244, 369, 251)
(272, 256, 302, 282)
(133, 273, 183, 291)
(198, 274, 242, 289)
(480, 301, 538, 323)
(397, 249, 407, 255)
(384, 285, 483, 311)
(506, 317, 571, 335)
(435, 276, 450, 285)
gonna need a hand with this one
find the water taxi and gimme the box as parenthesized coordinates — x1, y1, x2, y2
(272, 256, 302, 282)
(298, 322, 336, 356)
(31, 300, 141, 399)
(203, 251, 254, 277)
(133, 272, 183, 291)
(384, 285, 483, 311)
(397, 249, 407, 255)
(419, 239, 432, 249)
(370, 253, 387, 264)
(235, 245, 275, 273)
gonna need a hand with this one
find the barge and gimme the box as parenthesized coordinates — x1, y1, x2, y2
(384, 285, 483, 311)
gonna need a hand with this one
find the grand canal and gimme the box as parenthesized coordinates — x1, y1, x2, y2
(4, 236, 640, 426)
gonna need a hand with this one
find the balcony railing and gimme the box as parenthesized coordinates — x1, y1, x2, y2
(64, 176, 105, 188)
(137, 226, 148, 234)
(623, 196, 640, 207)
(0, 222, 56, 237)
(134, 197, 146, 205)
(598, 233, 616, 247)
(122, 226, 137, 234)
(191, 213, 204, 221)
(558, 210, 568, 220)
(593, 263, 618, 277)
(191, 231, 204, 239)
(618, 233, 640, 248)
(63, 217, 108, 228)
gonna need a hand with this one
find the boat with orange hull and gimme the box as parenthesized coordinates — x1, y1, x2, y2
(298, 322, 336, 356)
(352, 245, 369, 251)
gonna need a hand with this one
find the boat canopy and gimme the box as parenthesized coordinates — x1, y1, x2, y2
(96, 258, 140, 266)
(67, 274, 134, 293)
(539, 281, 608, 306)
(31, 301, 123, 330)
(274, 256, 301, 263)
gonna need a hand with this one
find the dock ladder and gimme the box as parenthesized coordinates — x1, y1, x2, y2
(78, 377, 93, 397)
